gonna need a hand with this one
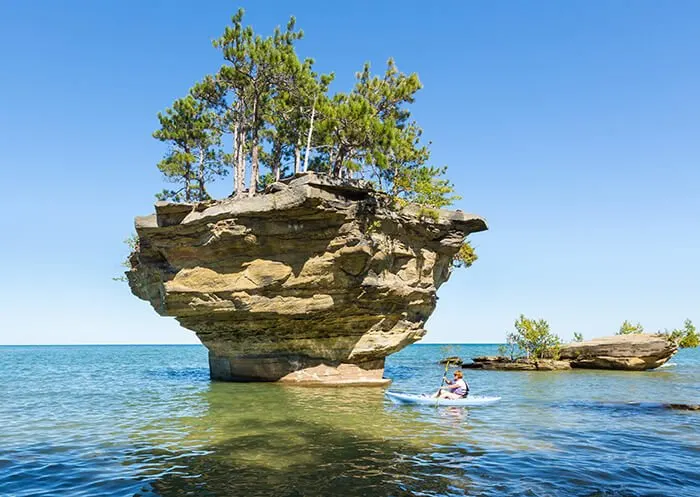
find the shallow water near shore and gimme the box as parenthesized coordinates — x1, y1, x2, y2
(1, 344, 698, 496)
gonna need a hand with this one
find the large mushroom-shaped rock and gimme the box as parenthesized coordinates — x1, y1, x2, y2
(127, 173, 487, 385)
(559, 334, 677, 371)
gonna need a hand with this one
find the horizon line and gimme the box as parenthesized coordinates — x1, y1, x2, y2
(0, 342, 505, 346)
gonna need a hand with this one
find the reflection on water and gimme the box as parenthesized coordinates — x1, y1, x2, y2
(134, 384, 479, 496)
(0, 344, 698, 496)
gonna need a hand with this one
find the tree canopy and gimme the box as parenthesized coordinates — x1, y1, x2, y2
(152, 9, 458, 209)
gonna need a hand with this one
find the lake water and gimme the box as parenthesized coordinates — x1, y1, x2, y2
(0, 344, 698, 496)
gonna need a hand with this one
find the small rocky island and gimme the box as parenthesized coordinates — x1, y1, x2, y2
(128, 173, 486, 385)
(464, 334, 678, 371)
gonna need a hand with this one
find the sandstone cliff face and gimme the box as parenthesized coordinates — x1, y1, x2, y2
(128, 173, 487, 385)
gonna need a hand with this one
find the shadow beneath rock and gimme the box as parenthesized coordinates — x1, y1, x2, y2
(134, 383, 480, 497)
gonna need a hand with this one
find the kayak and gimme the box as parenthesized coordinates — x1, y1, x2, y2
(385, 391, 501, 407)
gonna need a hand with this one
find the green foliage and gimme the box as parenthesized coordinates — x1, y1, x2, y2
(315, 59, 459, 208)
(573, 332, 584, 342)
(453, 240, 477, 269)
(417, 206, 440, 221)
(392, 165, 461, 209)
(505, 315, 562, 360)
(153, 10, 459, 208)
(113, 234, 139, 282)
(617, 320, 644, 335)
(365, 219, 381, 235)
(212, 9, 312, 195)
(497, 341, 519, 361)
(258, 172, 276, 191)
(664, 319, 699, 348)
(153, 95, 224, 202)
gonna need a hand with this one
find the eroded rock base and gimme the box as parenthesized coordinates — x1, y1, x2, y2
(209, 352, 390, 386)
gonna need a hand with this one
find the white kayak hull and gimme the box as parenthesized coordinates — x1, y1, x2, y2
(385, 391, 501, 407)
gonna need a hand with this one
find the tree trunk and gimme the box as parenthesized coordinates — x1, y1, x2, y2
(294, 142, 301, 175)
(231, 120, 239, 196)
(302, 99, 316, 173)
(197, 149, 207, 200)
(328, 149, 336, 176)
(235, 122, 246, 198)
(184, 168, 191, 202)
(272, 140, 282, 182)
(184, 146, 192, 202)
(249, 136, 259, 196)
(331, 149, 344, 177)
(248, 98, 259, 197)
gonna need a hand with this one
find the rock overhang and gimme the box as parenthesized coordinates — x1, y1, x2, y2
(127, 172, 487, 385)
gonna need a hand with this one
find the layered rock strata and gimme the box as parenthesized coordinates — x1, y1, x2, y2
(559, 334, 677, 370)
(464, 334, 677, 372)
(463, 357, 572, 370)
(128, 173, 487, 385)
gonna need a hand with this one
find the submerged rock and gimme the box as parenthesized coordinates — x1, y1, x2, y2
(559, 334, 677, 371)
(439, 356, 463, 366)
(665, 404, 700, 411)
(127, 173, 486, 385)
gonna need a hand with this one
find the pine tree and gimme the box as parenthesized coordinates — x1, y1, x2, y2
(153, 94, 223, 202)
(214, 9, 304, 195)
(154, 10, 462, 211)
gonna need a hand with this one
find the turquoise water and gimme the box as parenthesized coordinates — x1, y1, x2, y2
(1, 344, 698, 496)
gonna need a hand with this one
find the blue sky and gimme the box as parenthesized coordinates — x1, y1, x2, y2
(1, 1, 698, 344)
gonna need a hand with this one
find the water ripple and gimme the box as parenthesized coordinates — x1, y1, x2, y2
(0, 345, 698, 496)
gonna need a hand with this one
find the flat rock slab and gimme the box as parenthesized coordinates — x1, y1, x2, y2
(463, 357, 571, 371)
(465, 335, 677, 372)
(560, 334, 677, 371)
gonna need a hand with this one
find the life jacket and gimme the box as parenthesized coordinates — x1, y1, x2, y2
(455, 378, 469, 397)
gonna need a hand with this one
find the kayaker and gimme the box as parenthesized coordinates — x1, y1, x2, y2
(434, 370, 469, 399)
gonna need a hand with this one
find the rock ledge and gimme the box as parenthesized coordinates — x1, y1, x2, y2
(463, 357, 572, 371)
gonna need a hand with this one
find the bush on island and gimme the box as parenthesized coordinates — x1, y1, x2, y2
(617, 320, 644, 335)
(498, 315, 562, 361)
(616, 319, 698, 348)
(663, 319, 699, 349)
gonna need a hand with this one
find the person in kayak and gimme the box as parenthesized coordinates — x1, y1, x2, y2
(434, 370, 469, 399)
